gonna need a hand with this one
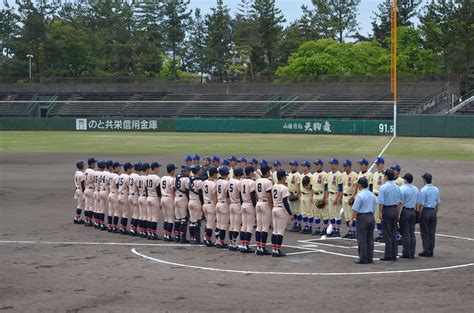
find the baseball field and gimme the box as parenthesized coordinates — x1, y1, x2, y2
(1, 131, 473, 312)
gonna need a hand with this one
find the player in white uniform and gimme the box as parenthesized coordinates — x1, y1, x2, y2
(228, 156, 238, 180)
(137, 163, 150, 238)
(92, 161, 103, 228)
(188, 165, 204, 244)
(255, 165, 273, 255)
(215, 166, 230, 248)
(240, 166, 257, 253)
(128, 163, 141, 236)
(228, 167, 243, 251)
(73, 161, 86, 224)
(146, 162, 162, 240)
(173, 166, 191, 243)
(118, 162, 132, 234)
(161, 164, 176, 241)
(202, 167, 218, 246)
(83, 158, 97, 226)
(107, 161, 122, 232)
(97, 161, 110, 231)
(271, 170, 293, 257)
(271, 160, 282, 184)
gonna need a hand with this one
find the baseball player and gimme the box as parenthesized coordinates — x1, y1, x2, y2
(202, 156, 210, 170)
(372, 157, 386, 242)
(188, 165, 204, 244)
(325, 158, 341, 236)
(161, 164, 176, 241)
(174, 166, 190, 243)
(337, 160, 358, 239)
(249, 158, 260, 180)
(228, 156, 238, 179)
(271, 160, 282, 184)
(211, 155, 220, 169)
(146, 162, 162, 240)
(128, 163, 141, 236)
(287, 160, 302, 232)
(73, 161, 86, 224)
(118, 162, 132, 234)
(240, 166, 257, 253)
(238, 157, 247, 169)
(185, 155, 193, 167)
(255, 164, 273, 255)
(392, 164, 404, 186)
(137, 162, 150, 238)
(192, 154, 200, 166)
(97, 160, 111, 231)
(311, 159, 328, 235)
(300, 160, 314, 234)
(271, 170, 293, 257)
(202, 167, 218, 246)
(93, 161, 103, 228)
(107, 161, 122, 233)
(83, 158, 97, 226)
(228, 166, 243, 251)
(356, 158, 373, 192)
(215, 166, 230, 248)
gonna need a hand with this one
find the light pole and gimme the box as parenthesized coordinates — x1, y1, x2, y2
(26, 54, 34, 83)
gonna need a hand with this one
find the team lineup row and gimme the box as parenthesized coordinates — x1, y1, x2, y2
(72, 154, 416, 257)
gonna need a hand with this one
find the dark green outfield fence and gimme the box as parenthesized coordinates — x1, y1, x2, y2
(0, 115, 472, 137)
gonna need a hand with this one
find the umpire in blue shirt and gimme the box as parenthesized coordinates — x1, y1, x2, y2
(351, 177, 376, 264)
(399, 173, 419, 259)
(417, 173, 441, 257)
(378, 169, 402, 261)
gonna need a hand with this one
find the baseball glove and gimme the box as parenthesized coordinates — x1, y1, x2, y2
(289, 193, 298, 202)
(315, 199, 325, 209)
(302, 175, 311, 188)
(348, 198, 355, 205)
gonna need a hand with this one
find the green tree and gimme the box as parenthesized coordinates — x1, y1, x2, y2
(234, 0, 258, 78)
(183, 8, 208, 81)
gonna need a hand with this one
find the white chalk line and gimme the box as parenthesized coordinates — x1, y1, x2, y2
(131, 248, 474, 276)
(0, 240, 199, 247)
(368, 135, 396, 172)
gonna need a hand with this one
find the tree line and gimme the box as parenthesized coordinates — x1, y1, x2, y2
(0, 0, 472, 86)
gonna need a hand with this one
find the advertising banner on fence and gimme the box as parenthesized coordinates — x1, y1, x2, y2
(74, 118, 175, 131)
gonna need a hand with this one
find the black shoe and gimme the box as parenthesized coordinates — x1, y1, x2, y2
(350, 233, 357, 239)
(272, 250, 286, 257)
(354, 260, 368, 264)
(312, 229, 321, 236)
(343, 232, 351, 238)
(246, 246, 254, 253)
(400, 255, 415, 259)
(174, 236, 180, 243)
(418, 252, 433, 257)
(100, 224, 106, 231)
(180, 238, 190, 244)
(379, 257, 395, 261)
(260, 249, 271, 255)
(129, 229, 137, 236)
(334, 231, 341, 237)
(229, 245, 238, 251)
(296, 225, 302, 232)
(290, 225, 297, 232)
(375, 236, 384, 243)
(398, 239, 403, 245)
(321, 228, 327, 235)
(205, 240, 215, 247)
(140, 232, 147, 238)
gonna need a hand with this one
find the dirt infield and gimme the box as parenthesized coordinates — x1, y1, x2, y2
(1, 153, 473, 312)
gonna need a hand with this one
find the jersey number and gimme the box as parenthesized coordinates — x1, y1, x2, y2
(146, 179, 153, 188)
(218, 185, 222, 194)
(257, 183, 262, 193)
(162, 180, 166, 190)
(229, 183, 233, 193)
(242, 185, 246, 194)
(204, 184, 209, 194)
(273, 189, 278, 199)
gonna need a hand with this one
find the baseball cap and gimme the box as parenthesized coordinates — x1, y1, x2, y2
(190, 165, 201, 174)
(185, 155, 193, 162)
(193, 154, 200, 161)
(233, 166, 244, 177)
(208, 167, 218, 176)
(203, 156, 211, 161)
(357, 158, 369, 165)
(421, 172, 432, 181)
(343, 160, 352, 167)
(222, 159, 230, 166)
(313, 159, 323, 165)
(98, 161, 106, 169)
(181, 165, 190, 171)
(302, 160, 311, 168)
(260, 164, 271, 175)
(123, 162, 132, 171)
(229, 156, 238, 162)
(76, 161, 85, 169)
(328, 158, 339, 165)
(260, 159, 268, 166)
(166, 164, 176, 173)
(391, 164, 401, 171)
(239, 157, 247, 163)
(219, 166, 230, 176)
(289, 160, 299, 166)
(112, 161, 122, 168)
(211, 155, 220, 163)
(250, 158, 258, 165)
(150, 161, 161, 169)
(375, 156, 385, 164)
(402, 173, 413, 183)
(244, 165, 254, 175)
(273, 160, 282, 166)
(276, 170, 288, 180)
(133, 162, 142, 171)
(87, 157, 97, 165)
(105, 160, 113, 168)
(141, 162, 150, 170)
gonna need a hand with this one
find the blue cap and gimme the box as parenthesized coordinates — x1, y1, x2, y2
(328, 158, 339, 165)
(273, 160, 282, 166)
(250, 158, 258, 165)
(211, 155, 220, 162)
(313, 159, 323, 165)
(289, 160, 299, 166)
(245, 165, 254, 175)
(193, 154, 200, 161)
(76, 161, 85, 169)
(343, 160, 352, 167)
(233, 166, 244, 177)
(185, 155, 193, 162)
(112, 161, 122, 168)
(98, 161, 106, 169)
(208, 167, 218, 176)
(260, 164, 271, 175)
(375, 156, 385, 164)
(358, 158, 369, 165)
(238, 157, 247, 163)
(87, 157, 97, 165)
(229, 156, 238, 162)
(123, 162, 132, 171)
(302, 160, 311, 168)
(222, 159, 230, 166)
(151, 161, 161, 169)
(276, 170, 288, 180)
(141, 162, 150, 170)
(166, 164, 176, 173)
(133, 162, 142, 171)
(391, 163, 401, 171)
(106, 160, 113, 168)
(219, 166, 230, 176)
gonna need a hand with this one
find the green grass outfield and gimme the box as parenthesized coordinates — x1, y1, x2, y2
(0, 131, 473, 160)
